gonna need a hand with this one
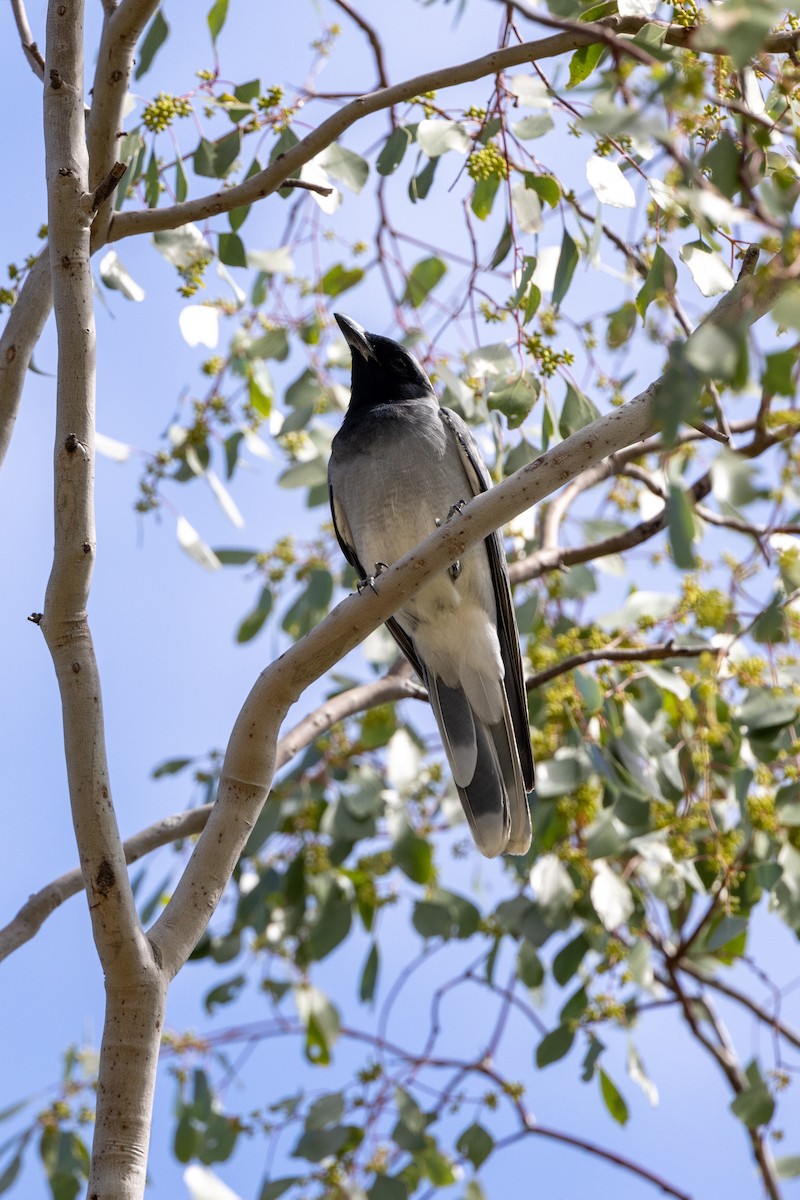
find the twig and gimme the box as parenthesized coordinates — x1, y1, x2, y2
(526, 642, 708, 690)
(664, 963, 782, 1200)
(91, 161, 127, 210)
(329, 0, 390, 88)
(280, 178, 334, 196)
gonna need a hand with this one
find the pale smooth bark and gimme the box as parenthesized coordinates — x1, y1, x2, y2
(42, 4, 160, 1198)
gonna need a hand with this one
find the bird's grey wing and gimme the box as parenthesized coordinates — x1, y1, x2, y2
(438, 407, 535, 794)
(328, 478, 426, 680)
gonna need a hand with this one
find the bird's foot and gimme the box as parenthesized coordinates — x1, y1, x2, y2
(449, 559, 462, 581)
(356, 561, 390, 595)
(447, 499, 467, 521)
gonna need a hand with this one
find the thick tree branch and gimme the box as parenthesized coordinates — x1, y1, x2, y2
(43, 0, 142, 974)
(43, 5, 161, 1196)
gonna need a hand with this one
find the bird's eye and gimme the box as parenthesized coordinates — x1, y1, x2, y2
(389, 353, 408, 373)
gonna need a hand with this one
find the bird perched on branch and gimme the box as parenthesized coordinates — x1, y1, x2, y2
(328, 313, 534, 857)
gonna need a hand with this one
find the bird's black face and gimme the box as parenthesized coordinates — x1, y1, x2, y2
(335, 312, 434, 408)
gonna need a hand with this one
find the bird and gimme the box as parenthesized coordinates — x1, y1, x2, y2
(328, 313, 534, 857)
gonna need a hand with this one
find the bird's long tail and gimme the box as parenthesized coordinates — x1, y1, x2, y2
(427, 674, 531, 857)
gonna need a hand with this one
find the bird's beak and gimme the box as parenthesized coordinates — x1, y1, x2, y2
(334, 312, 376, 362)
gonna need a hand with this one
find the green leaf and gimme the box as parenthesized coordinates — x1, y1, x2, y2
(527, 173, 560, 208)
(134, 11, 169, 80)
(775, 1156, 800, 1179)
(194, 131, 241, 179)
(295, 985, 340, 1065)
(368, 1176, 408, 1200)
(39, 1129, 89, 1200)
(394, 828, 434, 884)
(568, 41, 604, 87)
(359, 942, 379, 1003)
(730, 1062, 774, 1128)
(403, 257, 447, 308)
(606, 302, 637, 348)
(218, 233, 246, 267)
(666, 483, 697, 570)
(719, 3, 778, 69)
(738, 688, 797, 733)
(559, 382, 600, 438)
(207, 0, 229, 44)
(552, 230, 579, 308)
(305, 1092, 345, 1131)
(536, 1024, 575, 1068)
(412, 900, 453, 940)
(259, 1179, 301, 1200)
(282, 569, 333, 636)
(553, 933, 589, 985)
(175, 153, 188, 203)
(320, 265, 365, 297)
(582, 1034, 605, 1082)
(763, 348, 797, 397)
(599, 1069, 629, 1125)
(377, 126, 412, 176)
(516, 940, 544, 988)
(199, 1112, 239, 1165)
(470, 173, 500, 219)
(304, 883, 352, 962)
(144, 150, 159, 208)
(487, 372, 540, 428)
(490, 220, 513, 269)
(636, 244, 677, 318)
(230, 157, 262, 231)
(204, 973, 246, 1013)
(292, 1124, 363, 1162)
(752, 592, 788, 645)
(456, 1123, 494, 1168)
(707, 915, 748, 954)
(0, 1149, 23, 1195)
(320, 144, 369, 193)
(236, 586, 273, 644)
(173, 1111, 197, 1163)
(701, 132, 742, 199)
(409, 156, 437, 202)
(152, 755, 193, 778)
(560, 985, 588, 1024)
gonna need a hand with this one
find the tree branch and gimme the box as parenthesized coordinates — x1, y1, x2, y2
(0, 670, 426, 963)
(106, 17, 657, 243)
(664, 964, 782, 1200)
(526, 642, 708, 690)
(86, 0, 160, 241)
(44, 5, 163, 1194)
(43, 0, 143, 973)
(10, 0, 46, 79)
(0, 248, 53, 471)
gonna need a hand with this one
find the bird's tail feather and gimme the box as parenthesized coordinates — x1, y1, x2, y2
(427, 674, 531, 858)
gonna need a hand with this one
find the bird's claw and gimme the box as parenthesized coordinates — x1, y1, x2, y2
(447, 500, 467, 520)
(449, 560, 462, 581)
(356, 561, 389, 595)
